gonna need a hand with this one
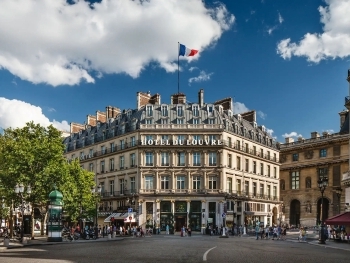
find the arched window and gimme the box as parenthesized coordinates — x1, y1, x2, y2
(280, 179, 285, 190)
(305, 177, 311, 189)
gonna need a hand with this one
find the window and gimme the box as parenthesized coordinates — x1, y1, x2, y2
(193, 135, 201, 141)
(193, 119, 199, 124)
(145, 152, 153, 166)
(245, 159, 249, 172)
(100, 182, 105, 194)
(253, 146, 256, 155)
(208, 135, 216, 141)
(177, 152, 185, 166)
(244, 181, 249, 194)
(208, 152, 217, 166)
(236, 179, 241, 194)
(109, 180, 114, 195)
(208, 119, 214, 124)
(226, 178, 232, 193)
(146, 105, 153, 117)
(260, 148, 263, 157)
(253, 161, 256, 173)
(146, 119, 152, 124)
(162, 135, 169, 141)
(177, 118, 184, 124)
(145, 176, 153, 190)
(209, 176, 217, 189)
(109, 158, 114, 171)
(161, 105, 168, 116)
(193, 105, 199, 117)
(101, 145, 106, 154)
(318, 168, 328, 179)
(245, 143, 249, 153)
(208, 105, 214, 116)
(193, 176, 201, 190)
(146, 135, 153, 141)
(273, 186, 277, 199)
(260, 184, 264, 197)
(236, 140, 241, 150)
(161, 152, 169, 166)
(227, 154, 232, 168)
(177, 176, 185, 189)
(267, 165, 271, 177)
(110, 142, 115, 152)
(177, 106, 184, 117)
(161, 119, 168, 124)
(292, 153, 299, 161)
(89, 149, 94, 158)
(130, 153, 136, 167)
(193, 152, 201, 166)
(253, 182, 257, 196)
(267, 185, 271, 198)
(161, 176, 169, 189)
(228, 137, 232, 147)
(320, 149, 327, 157)
(291, 171, 300, 189)
(120, 139, 125, 150)
(260, 163, 264, 175)
(119, 156, 125, 169)
(131, 136, 136, 147)
(177, 135, 185, 143)
(100, 161, 105, 173)
(306, 177, 311, 189)
(89, 163, 94, 172)
(280, 180, 285, 191)
(119, 179, 126, 194)
(236, 156, 241, 170)
(130, 177, 136, 192)
(274, 167, 277, 178)
(267, 151, 270, 160)
(273, 153, 277, 161)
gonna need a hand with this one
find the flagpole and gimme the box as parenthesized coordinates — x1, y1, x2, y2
(178, 42, 180, 94)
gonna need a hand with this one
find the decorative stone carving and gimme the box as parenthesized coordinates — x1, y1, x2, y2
(304, 150, 314, 159)
(280, 155, 287, 163)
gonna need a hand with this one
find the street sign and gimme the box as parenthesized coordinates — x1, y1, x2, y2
(222, 213, 226, 218)
(128, 208, 133, 213)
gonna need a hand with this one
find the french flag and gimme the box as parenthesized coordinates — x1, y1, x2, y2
(179, 43, 198, 57)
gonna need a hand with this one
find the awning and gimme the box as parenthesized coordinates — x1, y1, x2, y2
(104, 212, 136, 223)
(325, 212, 350, 225)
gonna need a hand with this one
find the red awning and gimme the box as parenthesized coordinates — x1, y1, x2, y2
(325, 212, 350, 225)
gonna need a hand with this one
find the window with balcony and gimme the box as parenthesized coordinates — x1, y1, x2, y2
(120, 179, 126, 194)
(161, 118, 168, 124)
(209, 176, 217, 189)
(227, 154, 232, 168)
(177, 176, 185, 190)
(253, 182, 257, 196)
(100, 161, 105, 173)
(101, 145, 106, 154)
(267, 185, 271, 198)
(228, 137, 232, 147)
(146, 105, 153, 117)
(161, 105, 168, 117)
(208, 135, 216, 141)
(110, 142, 115, 152)
(146, 135, 153, 141)
(130, 153, 136, 167)
(193, 118, 199, 124)
(267, 165, 271, 177)
(236, 140, 241, 150)
(161, 152, 169, 166)
(193, 105, 199, 117)
(146, 119, 152, 124)
(253, 161, 256, 173)
(161, 176, 169, 190)
(208, 119, 214, 124)
(145, 152, 153, 166)
(273, 186, 277, 199)
(109, 158, 114, 171)
(226, 178, 232, 193)
(260, 184, 264, 197)
(320, 148, 327, 157)
(245, 159, 249, 172)
(193, 152, 201, 166)
(253, 146, 256, 155)
(260, 163, 264, 175)
(193, 176, 201, 190)
(177, 118, 184, 124)
(208, 152, 217, 166)
(130, 177, 136, 193)
(145, 176, 153, 190)
(109, 180, 114, 195)
(292, 153, 299, 161)
(119, 156, 125, 169)
(291, 171, 300, 189)
(236, 156, 241, 170)
(131, 136, 136, 147)
(89, 163, 94, 172)
(120, 139, 125, 150)
(244, 181, 249, 195)
(236, 179, 241, 194)
(89, 149, 94, 158)
(245, 143, 249, 153)
(177, 152, 185, 166)
(177, 105, 184, 117)
(274, 167, 277, 178)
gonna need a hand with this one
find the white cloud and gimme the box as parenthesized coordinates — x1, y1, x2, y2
(188, 70, 214, 85)
(0, 0, 235, 86)
(267, 25, 278, 35)
(233, 102, 250, 114)
(282, 131, 303, 138)
(0, 97, 69, 131)
(189, 67, 198, 72)
(277, 0, 350, 63)
(257, 110, 267, 119)
(48, 107, 56, 112)
(278, 12, 284, 24)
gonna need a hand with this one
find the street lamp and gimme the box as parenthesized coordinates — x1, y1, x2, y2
(91, 184, 102, 226)
(279, 203, 284, 227)
(335, 187, 342, 214)
(14, 183, 31, 243)
(317, 177, 328, 244)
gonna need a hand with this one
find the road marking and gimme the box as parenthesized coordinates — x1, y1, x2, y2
(203, 246, 217, 261)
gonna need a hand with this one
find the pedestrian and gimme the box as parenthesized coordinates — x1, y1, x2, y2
(239, 225, 243, 237)
(255, 224, 260, 240)
(188, 226, 192, 237)
(166, 224, 169, 235)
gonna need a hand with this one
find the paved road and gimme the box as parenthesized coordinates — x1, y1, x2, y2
(0, 235, 349, 263)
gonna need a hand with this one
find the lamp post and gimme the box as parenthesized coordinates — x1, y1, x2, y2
(279, 203, 284, 227)
(317, 177, 328, 244)
(14, 183, 31, 243)
(91, 184, 102, 226)
(335, 187, 342, 215)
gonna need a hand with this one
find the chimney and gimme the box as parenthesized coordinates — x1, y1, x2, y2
(241, 111, 256, 122)
(285, 137, 294, 143)
(96, 111, 106, 123)
(198, 89, 204, 107)
(214, 97, 233, 111)
(311, 132, 320, 139)
(149, 93, 161, 105)
(87, 115, 97, 126)
(297, 136, 304, 142)
(106, 106, 121, 119)
(70, 122, 85, 134)
(322, 131, 330, 137)
(137, 91, 160, 109)
(339, 110, 348, 128)
(171, 93, 186, 104)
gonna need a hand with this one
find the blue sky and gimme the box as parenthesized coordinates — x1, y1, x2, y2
(0, 0, 350, 142)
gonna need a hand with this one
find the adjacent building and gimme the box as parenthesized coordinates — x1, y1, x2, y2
(63, 90, 281, 232)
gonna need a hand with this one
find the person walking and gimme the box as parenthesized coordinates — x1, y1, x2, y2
(188, 226, 192, 237)
(255, 224, 260, 240)
(166, 224, 169, 235)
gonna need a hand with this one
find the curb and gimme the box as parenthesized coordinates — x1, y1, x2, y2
(307, 241, 350, 252)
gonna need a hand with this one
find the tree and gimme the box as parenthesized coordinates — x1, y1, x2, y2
(0, 122, 96, 237)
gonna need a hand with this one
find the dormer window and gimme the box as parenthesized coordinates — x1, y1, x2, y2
(161, 105, 168, 117)
(227, 110, 232, 118)
(237, 114, 242, 122)
(261, 125, 266, 132)
(97, 121, 100, 129)
(177, 105, 184, 117)
(192, 105, 199, 117)
(127, 111, 132, 118)
(79, 130, 82, 137)
(146, 105, 153, 117)
(109, 118, 114, 126)
(218, 105, 223, 114)
(87, 125, 91, 133)
(207, 105, 214, 116)
(252, 122, 257, 128)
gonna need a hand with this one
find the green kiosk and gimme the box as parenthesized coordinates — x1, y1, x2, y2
(47, 187, 63, 242)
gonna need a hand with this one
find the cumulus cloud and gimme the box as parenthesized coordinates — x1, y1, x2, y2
(188, 70, 214, 85)
(277, 0, 350, 63)
(282, 131, 303, 138)
(233, 102, 250, 114)
(0, 97, 69, 131)
(257, 110, 267, 120)
(189, 67, 199, 72)
(0, 0, 235, 86)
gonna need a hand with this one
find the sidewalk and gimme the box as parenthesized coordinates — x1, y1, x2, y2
(0, 235, 125, 251)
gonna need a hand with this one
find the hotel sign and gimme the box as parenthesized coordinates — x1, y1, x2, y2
(141, 139, 222, 146)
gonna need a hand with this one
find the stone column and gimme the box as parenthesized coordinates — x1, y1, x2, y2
(187, 171, 191, 192)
